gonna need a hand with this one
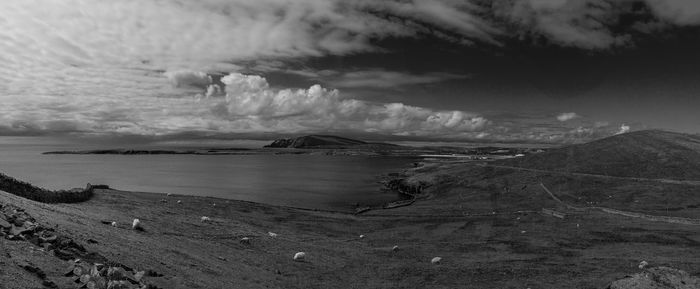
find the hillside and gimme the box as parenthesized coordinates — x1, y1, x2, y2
(264, 135, 399, 149)
(497, 130, 700, 180)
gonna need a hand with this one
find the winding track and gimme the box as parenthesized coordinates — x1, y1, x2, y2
(538, 182, 700, 225)
(479, 163, 700, 186)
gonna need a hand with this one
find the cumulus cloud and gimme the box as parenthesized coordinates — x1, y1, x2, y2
(216, 73, 488, 136)
(616, 124, 631, 135)
(164, 70, 212, 89)
(556, 112, 579, 122)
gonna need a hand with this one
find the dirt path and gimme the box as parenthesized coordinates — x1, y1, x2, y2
(539, 183, 700, 225)
(482, 164, 700, 186)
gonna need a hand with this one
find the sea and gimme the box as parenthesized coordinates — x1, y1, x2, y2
(0, 137, 417, 211)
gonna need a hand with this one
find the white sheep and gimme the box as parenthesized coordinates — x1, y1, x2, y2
(359, 234, 365, 239)
(110, 222, 117, 227)
(639, 260, 649, 269)
(293, 252, 306, 261)
(166, 193, 172, 196)
(392, 245, 399, 252)
(132, 219, 142, 230)
(268, 232, 278, 238)
(201, 216, 211, 223)
(177, 200, 182, 204)
(431, 257, 442, 264)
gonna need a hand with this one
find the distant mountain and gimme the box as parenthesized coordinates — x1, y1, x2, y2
(497, 130, 700, 180)
(264, 135, 399, 149)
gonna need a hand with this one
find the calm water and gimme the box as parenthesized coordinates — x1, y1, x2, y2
(0, 137, 415, 211)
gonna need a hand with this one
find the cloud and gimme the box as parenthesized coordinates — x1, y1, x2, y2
(164, 70, 212, 89)
(556, 112, 579, 122)
(322, 70, 470, 88)
(646, 0, 700, 25)
(216, 73, 488, 136)
(494, 0, 631, 49)
(616, 124, 631, 135)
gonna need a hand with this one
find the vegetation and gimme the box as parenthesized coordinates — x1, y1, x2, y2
(0, 172, 93, 203)
(499, 130, 700, 180)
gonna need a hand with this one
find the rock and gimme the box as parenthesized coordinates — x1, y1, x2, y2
(431, 257, 442, 264)
(10, 224, 31, 236)
(107, 267, 127, 281)
(106, 280, 131, 289)
(638, 260, 649, 269)
(607, 266, 700, 289)
(0, 218, 11, 229)
(100, 220, 112, 225)
(145, 269, 163, 277)
(392, 245, 399, 252)
(293, 252, 306, 261)
(54, 249, 74, 260)
(359, 234, 365, 239)
(40, 234, 58, 243)
(133, 271, 145, 282)
(176, 200, 182, 204)
(73, 265, 87, 276)
(18, 261, 46, 279)
(42, 280, 58, 288)
(65, 264, 77, 276)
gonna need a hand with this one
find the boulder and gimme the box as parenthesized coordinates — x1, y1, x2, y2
(607, 266, 700, 289)
(0, 218, 11, 229)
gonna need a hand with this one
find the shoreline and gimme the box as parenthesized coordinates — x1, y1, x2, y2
(2, 159, 700, 288)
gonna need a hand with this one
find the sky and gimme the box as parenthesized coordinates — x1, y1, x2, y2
(1, 0, 700, 143)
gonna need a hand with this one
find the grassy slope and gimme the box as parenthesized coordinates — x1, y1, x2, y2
(498, 130, 700, 180)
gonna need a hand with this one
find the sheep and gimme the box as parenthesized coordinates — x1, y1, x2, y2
(293, 252, 306, 261)
(268, 232, 278, 238)
(359, 234, 365, 239)
(201, 216, 211, 223)
(166, 193, 172, 196)
(431, 257, 442, 264)
(132, 219, 143, 231)
(110, 222, 117, 227)
(177, 200, 182, 204)
(392, 245, 399, 252)
(639, 261, 649, 269)
(240, 237, 251, 245)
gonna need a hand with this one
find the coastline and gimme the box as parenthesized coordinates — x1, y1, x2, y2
(2, 159, 700, 288)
